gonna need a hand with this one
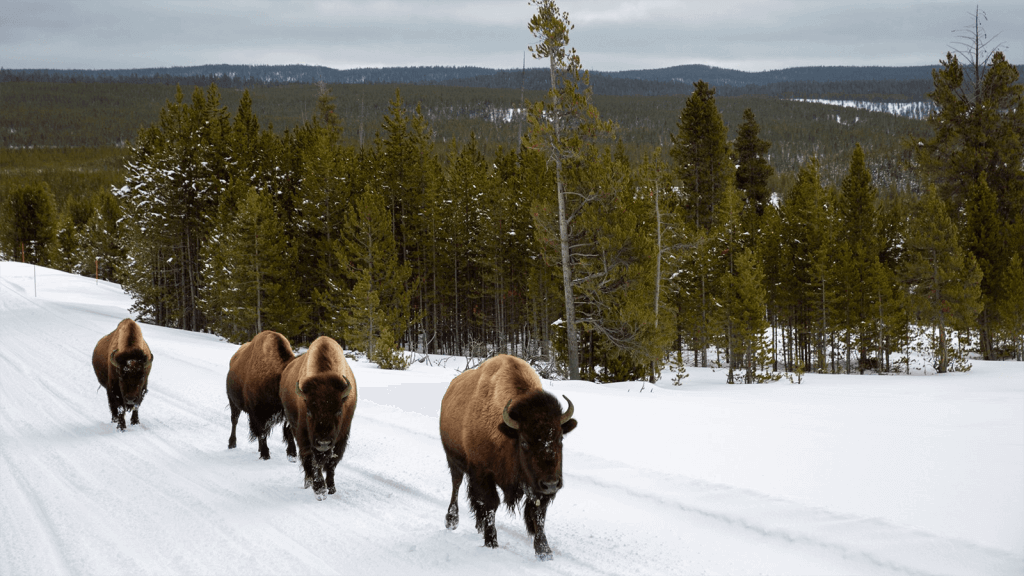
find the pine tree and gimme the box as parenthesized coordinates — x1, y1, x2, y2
(670, 80, 734, 230)
(372, 91, 437, 351)
(962, 173, 1012, 358)
(734, 108, 774, 217)
(902, 188, 983, 373)
(996, 254, 1024, 359)
(758, 204, 786, 372)
(342, 187, 415, 361)
(710, 185, 762, 383)
(779, 159, 833, 372)
(831, 144, 889, 372)
(345, 268, 381, 360)
(723, 248, 771, 383)
(916, 37, 1024, 358)
(205, 186, 295, 343)
(0, 182, 58, 265)
(672, 226, 715, 368)
(524, 0, 614, 379)
(82, 189, 124, 283)
(116, 84, 230, 331)
(53, 193, 95, 274)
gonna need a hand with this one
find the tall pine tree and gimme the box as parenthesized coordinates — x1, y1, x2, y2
(902, 188, 983, 373)
(670, 81, 734, 230)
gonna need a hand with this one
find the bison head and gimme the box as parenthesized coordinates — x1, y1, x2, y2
(295, 374, 353, 453)
(110, 348, 152, 409)
(498, 391, 576, 496)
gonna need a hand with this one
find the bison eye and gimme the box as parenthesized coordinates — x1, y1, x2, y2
(335, 410, 343, 418)
(306, 410, 312, 419)
(520, 440, 529, 450)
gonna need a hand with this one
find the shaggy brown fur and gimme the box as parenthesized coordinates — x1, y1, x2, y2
(91, 318, 153, 431)
(279, 336, 357, 500)
(226, 330, 296, 461)
(439, 354, 577, 559)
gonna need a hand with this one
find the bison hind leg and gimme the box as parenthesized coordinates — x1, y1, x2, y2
(444, 453, 465, 530)
(249, 413, 275, 460)
(228, 400, 241, 449)
(466, 471, 500, 547)
(282, 423, 297, 462)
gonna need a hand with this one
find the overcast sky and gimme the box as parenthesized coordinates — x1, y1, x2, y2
(2, 1, 1022, 72)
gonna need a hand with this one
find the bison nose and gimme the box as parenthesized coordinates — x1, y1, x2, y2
(539, 478, 561, 495)
(315, 440, 332, 452)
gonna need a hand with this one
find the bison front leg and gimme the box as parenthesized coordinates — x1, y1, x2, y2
(525, 494, 555, 560)
(129, 407, 140, 426)
(107, 393, 128, 431)
(300, 449, 327, 500)
(467, 472, 500, 548)
(105, 385, 126, 430)
(324, 452, 341, 495)
(257, 434, 271, 460)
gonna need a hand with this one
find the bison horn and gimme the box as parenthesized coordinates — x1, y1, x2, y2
(502, 398, 520, 430)
(560, 395, 574, 425)
(295, 379, 305, 398)
(109, 349, 121, 370)
(340, 375, 352, 400)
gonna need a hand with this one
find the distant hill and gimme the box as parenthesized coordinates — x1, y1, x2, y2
(11, 62, 1021, 102)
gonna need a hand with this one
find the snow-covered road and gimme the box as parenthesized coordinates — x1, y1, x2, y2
(2, 262, 1022, 575)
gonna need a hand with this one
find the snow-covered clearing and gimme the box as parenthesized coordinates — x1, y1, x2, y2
(791, 99, 936, 120)
(1, 261, 1021, 575)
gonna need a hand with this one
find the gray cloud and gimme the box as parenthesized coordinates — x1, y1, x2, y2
(2, 1, 1021, 72)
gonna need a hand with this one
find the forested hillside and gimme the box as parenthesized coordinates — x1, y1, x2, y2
(2, 2, 1021, 381)
(11, 62, 993, 100)
(1, 79, 927, 180)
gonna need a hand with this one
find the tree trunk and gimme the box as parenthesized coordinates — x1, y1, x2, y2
(549, 51, 579, 380)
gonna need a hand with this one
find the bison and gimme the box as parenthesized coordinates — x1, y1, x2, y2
(92, 318, 153, 431)
(279, 336, 357, 500)
(227, 330, 297, 461)
(439, 354, 577, 560)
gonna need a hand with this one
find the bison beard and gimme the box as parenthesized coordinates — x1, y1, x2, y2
(439, 355, 576, 560)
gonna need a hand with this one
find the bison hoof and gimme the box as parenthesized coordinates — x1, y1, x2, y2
(130, 414, 140, 426)
(259, 452, 270, 461)
(228, 440, 236, 449)
(315, 489, 328, 501)
(303, 477, 312, 489)
(288, 454, 297, 463)
(484, 540, 498, 549)
(536, 552, 554, 561)
(445, 515, 458, 531)
(327, 486, 336, 495)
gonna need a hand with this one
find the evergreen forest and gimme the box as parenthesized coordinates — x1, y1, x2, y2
(2, 1, 1022, 381)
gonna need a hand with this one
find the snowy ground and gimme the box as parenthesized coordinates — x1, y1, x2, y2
(1, 261, 1022, 576)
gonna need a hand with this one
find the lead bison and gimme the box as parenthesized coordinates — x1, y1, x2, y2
(226, 330, 297, 461)
(92, 318, 153, 431)
(439, 354, 577, 560)
(279, 336, 357, 500)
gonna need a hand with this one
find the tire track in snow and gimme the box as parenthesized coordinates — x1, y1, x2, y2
(0, 451, 73, 576)
(567, 452, 1023, 576)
